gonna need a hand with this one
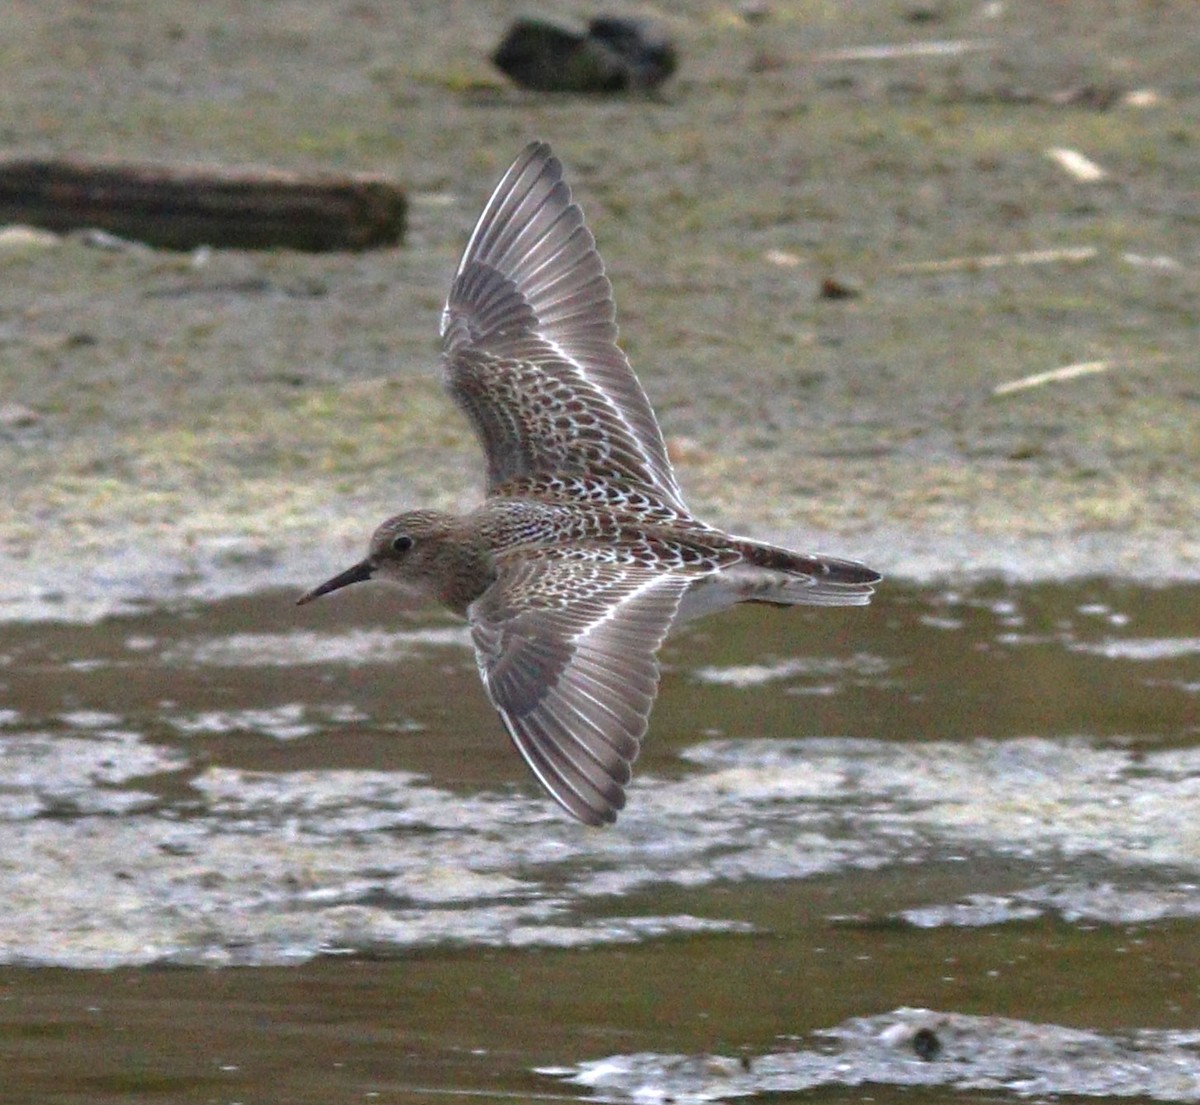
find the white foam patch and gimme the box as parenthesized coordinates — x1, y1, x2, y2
(166, 703, 370, 741)
(2, 735, 1198, 967)
(551, 1008, 1200, 1101)
(0, 728, 188, 818)
(678, 737, 1200, 870)
(693, 653, 888, 688)
(1073, 636, 1200, 661)
(161, 626, 472, 667)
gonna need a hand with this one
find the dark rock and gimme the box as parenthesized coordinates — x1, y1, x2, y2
(819, 275, 863, 300)
(912, 1026, 942, 1061)
(903, 5, 944, 23)
(586, 16, 676, 86)
(492, 16, 676, 93)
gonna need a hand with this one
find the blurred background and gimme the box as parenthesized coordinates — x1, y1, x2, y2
(1, 3, 1198, 1103)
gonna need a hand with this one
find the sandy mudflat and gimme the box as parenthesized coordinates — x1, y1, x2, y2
(1, 2, 1197, 619)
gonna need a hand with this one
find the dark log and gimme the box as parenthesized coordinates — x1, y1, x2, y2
(0, 159, 406, 251)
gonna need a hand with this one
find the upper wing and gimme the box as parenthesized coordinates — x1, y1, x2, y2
(468, 551, 693, 826)
(440, 141, 687, 511)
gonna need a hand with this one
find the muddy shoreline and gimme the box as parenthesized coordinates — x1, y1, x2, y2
(2, 2, 1197, 622)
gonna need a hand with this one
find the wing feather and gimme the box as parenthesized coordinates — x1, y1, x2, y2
(468, 554, 693, 825)
(441, 141, 686, 510)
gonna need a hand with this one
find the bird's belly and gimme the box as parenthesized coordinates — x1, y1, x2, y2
(672, 566, 781, 630)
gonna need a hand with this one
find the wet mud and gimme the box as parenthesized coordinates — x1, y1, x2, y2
(1, 581, 1198, 1101)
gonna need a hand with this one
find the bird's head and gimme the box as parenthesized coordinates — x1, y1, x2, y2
(297, 509, 470, 608)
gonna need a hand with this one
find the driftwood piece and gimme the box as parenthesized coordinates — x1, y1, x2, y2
(0, 159, 407, 251)
(993, 360, 1111, 397)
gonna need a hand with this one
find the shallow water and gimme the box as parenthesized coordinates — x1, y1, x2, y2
(1, 580, 1198, 1102)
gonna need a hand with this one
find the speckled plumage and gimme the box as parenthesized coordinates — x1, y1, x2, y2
(300, 142, 881, 826)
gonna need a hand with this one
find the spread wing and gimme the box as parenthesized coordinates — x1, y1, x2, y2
(468, 551, 694, 825)
(440, 141, 687, 511)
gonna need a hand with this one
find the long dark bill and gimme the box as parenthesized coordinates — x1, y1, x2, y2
(296, 560, 374, 605)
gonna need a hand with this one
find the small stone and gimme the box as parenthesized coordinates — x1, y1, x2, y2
(0, 403, 42, 429)
(764, 248, 802, 267)
(912, 1026, 942, 1061)
(1123, 88, 1159, 108)
(903, 5, 944, 23)
(740, 0, 772, 24)
(819, 275, 862, 300)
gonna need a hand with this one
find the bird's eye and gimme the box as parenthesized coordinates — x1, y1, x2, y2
(391, 534, 414, 553)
